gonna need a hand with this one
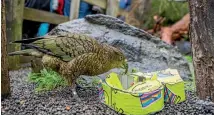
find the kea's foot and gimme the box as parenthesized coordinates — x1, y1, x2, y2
(71, 84, 81, 102)
(71, 88, 81, 102)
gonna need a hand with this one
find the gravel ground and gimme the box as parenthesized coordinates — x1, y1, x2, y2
(1, 68, 214, 115)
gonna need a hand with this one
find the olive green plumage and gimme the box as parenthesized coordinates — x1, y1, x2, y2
(9, 33, 128, 87)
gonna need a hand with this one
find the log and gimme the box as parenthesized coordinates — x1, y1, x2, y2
(1, 0, 11, 99)
(106, 0, 119, 17)
(69, 0, 80, 20)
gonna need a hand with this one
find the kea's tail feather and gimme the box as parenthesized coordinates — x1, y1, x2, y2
(10, 37, 45, 44)
(8, 49, 43, 57)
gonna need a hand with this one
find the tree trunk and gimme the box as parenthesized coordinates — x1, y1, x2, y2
(189, 0, 214, 102)
(1, 0, 11, 98)
(5, 0, 24, 70)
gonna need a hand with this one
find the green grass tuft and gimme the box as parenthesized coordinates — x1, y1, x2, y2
(184, 81, 196, 92)
(184, 55, 196, 92)
(28, 68, 68, 93)
(184, 55, 193, 63)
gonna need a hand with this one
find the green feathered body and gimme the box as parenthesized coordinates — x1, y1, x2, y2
(9, 33, 128, 86)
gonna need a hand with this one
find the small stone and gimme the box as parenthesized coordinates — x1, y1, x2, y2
(176, 112, 182, 115)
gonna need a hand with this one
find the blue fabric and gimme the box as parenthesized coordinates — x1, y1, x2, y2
(63, 0, 92, 18)
(63, 0, 71, 16)
(49, 0, 53, 12)
(37, 0, 54, 36)
(119, 0, 132, 9)
(78, 1, 92, 18)
(37, 23, 50, 36)
(127, 0, 131, 5)
(119, 0, 126, 9)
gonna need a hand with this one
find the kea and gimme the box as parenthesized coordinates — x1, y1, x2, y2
(9, 33, 128, 101)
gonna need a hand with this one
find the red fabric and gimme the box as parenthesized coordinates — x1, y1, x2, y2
(56, 0, 64, 15)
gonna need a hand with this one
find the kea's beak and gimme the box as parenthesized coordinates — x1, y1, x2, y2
(121, 59, 128, 74)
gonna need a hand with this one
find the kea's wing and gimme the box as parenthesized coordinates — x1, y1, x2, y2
(15, 33, 100, 61)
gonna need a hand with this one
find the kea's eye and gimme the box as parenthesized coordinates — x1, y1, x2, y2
(119, 56, 123, 61)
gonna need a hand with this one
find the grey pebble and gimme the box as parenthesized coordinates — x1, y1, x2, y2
(1, 68, 214, 115)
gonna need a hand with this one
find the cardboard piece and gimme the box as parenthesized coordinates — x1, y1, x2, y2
(98, 68, 186, 115)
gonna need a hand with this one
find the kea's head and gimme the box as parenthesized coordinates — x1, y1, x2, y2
(109, 47, 128, 73)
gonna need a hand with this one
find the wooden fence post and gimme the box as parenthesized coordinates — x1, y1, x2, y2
(83, 0, 107, 9)
(106, 0, 119, 17)
(69, 0, 80, 20)
(5, 0, 24, 70)
(1, 0, 11, 99)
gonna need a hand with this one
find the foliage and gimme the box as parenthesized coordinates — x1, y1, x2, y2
(184, 55, 192, 63)
(91, 77, 101, 86)
(131, 68, 138, 73)
(184, 81, 195, 92)
(28, 68, 68, 93)
(28, 68, 103, 92)
(184, 55, 196, 92)
(143, 0, 189, 29)
(184, 72, 196, 92)
(76, 76, 101, 88)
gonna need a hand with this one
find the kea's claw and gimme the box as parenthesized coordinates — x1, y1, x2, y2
(124, 63, 129, 74)
(71, 88, 81, 102)
(71, 84, 81, 102)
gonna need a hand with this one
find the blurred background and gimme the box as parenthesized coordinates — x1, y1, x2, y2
(21, 0, 191, 55)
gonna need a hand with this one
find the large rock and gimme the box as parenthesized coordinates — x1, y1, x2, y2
(48, 14, 191, 81)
